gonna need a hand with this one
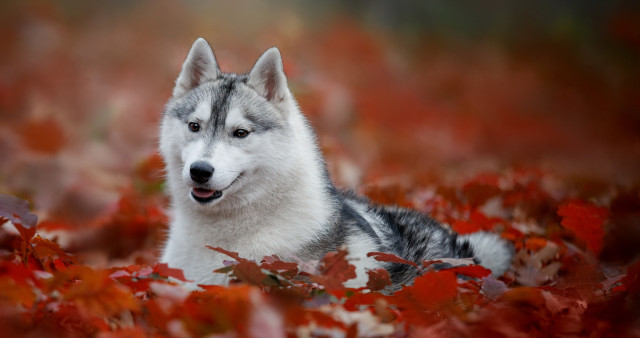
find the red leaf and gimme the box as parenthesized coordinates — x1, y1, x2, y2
(206, 245, 246, 262)
(391, 270, 458, 323)
(453, 211, 500, 234)
(366, 268, 392, 291)
(13, 222, 36, 247)
(260, 255, 298, 271)
(19, 117, 66, 154)
(404, 270, 458, 307)
(37, 220, 74, 231)
(558, 201, 608, 254)
(452, 220, 483, 234)
(153, 263, 188, 282)
(445, 265, 492, 278)
(0, 263, 40, 309)
(231, 261, 267, 286)
(260, 255, 298, 278)
(462, 173, 501, 207)
(0, 261, 38, 286)
(312, 250, 357, 289)
(53, 258, 69, 271)
(367, 252, 420, 269)
(0, 275, 37, 308)
(31, 235, 76, 271)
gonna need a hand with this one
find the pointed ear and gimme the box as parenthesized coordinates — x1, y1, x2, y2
(173, 38, 219, 97)
(247, 47, 288, 102)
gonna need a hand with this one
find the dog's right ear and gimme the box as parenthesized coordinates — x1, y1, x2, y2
(173, 38, 219, 98)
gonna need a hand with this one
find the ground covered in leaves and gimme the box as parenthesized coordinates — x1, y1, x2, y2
(1, 2, 640, 337)
(2, 169, 640, 337)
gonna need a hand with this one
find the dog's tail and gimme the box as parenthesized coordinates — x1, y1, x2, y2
(458, 232, 514, 277)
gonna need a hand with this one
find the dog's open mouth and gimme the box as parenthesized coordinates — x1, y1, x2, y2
(191, 188, 223, 203)
(190, 174, 242, 204)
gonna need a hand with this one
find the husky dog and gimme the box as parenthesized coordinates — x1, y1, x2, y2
(160, 38, 512, 289)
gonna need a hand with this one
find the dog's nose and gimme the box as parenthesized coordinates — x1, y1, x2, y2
(190, 161, 214, 183)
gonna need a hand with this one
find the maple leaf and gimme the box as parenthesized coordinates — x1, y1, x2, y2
(206, 246, 274, 286)
(367, 252, 420, 269)
(231, 261, 268, 286)
(558, 201, 608, 254)
(32, 236, 76, 267)
(309, 250, 357, 290)
(391, 270, 459, 324)
(366, 268, 392, 291)
(513, 244, 562, 286)
(0, 262, 40, 308)
(206, 245, 245, 262)
(48, 265, 140, 318)
(179, 284, 256, 336)
(0, 194, 44, 268)
(260, 255, 299, 279)
(153, 263, 188, 282)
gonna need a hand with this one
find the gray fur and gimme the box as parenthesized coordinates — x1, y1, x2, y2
(159, 38, 514, 290)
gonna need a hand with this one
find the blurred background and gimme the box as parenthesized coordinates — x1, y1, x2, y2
(1, 1, 639, 263)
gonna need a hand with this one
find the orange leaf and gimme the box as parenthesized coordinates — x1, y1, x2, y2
(51, 266, 140, 317)
(0, 276, 37, 308)
(525, 237, 548, 251)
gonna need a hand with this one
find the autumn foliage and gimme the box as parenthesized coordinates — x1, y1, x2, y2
(1, 1, 640, 337)
(2, 166, 639, 336)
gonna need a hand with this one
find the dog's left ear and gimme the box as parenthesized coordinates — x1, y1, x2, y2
(247, 47, 289, 103)
(173, 38, 219, 98)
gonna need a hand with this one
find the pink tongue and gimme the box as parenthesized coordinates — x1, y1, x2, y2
(192, 188, 215, 198)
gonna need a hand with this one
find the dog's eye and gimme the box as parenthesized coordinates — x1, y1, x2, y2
(233, 129, 250, 138)
(188, 122, 200, 132)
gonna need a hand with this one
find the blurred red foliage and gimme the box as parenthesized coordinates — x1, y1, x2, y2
(1, 1, 640, 336)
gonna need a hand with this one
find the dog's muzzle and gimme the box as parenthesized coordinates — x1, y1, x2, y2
(189, 161, 222, 203)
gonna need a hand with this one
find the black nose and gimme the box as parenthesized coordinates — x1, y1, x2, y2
(190, 161, 214, 183)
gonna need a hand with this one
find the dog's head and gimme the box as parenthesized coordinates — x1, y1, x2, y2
(160, 38, 298, 208)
